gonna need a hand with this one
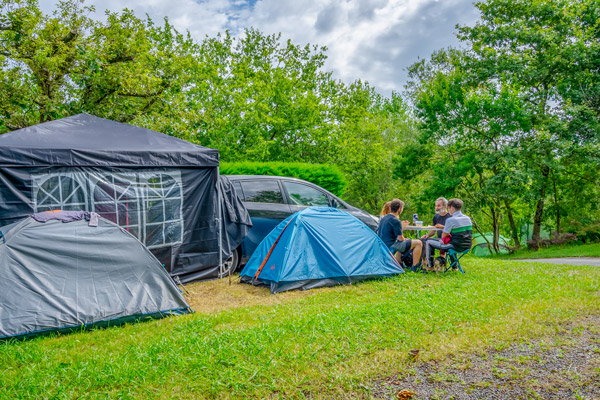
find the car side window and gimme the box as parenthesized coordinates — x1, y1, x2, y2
(283, 181, 328, 206)
(239, 180, 284, 203)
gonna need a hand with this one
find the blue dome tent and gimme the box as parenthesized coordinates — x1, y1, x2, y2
(240, 207, 403, 293)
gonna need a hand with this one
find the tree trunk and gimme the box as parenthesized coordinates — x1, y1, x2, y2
(493, 217, 500, 253)
(552, 172, 560, 234)
(532, 165, 550, 245)
(490, 206, 500, 253)
(504, 200, 520, 249)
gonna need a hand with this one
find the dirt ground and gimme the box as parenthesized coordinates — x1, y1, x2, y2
(372, 315, 600, 400)
(182, 273, 332, 313)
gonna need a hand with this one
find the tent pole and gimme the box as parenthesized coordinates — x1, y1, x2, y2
(217, 167, 223, 278)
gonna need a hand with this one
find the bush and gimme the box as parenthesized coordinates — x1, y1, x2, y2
(564, 219, 600, 244)
(527, 231, 578, 250)
(220, 162, 347, 197)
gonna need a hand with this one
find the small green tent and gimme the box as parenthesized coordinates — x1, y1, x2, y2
(472, 233, 510, 257)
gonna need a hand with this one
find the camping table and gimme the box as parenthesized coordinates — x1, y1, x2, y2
(402, 225, 442, 239)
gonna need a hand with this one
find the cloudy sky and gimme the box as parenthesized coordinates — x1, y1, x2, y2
(39, 0, 481, 95)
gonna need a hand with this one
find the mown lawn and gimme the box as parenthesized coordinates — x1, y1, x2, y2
(1, 258, 599, 399)
(492, 242, 600, 259)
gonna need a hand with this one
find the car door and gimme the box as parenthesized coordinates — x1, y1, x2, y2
(233, 179, 292, 260)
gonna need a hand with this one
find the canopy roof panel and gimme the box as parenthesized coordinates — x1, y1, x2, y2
(0, 113, 218, 167)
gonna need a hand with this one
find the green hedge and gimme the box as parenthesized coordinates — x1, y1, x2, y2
(220, 162, 347, 197)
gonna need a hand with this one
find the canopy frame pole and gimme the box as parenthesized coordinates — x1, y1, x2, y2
(217, 167, 224, 278)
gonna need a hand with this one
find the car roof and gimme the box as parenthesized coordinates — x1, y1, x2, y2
(227, 175, 305, 181)
(225, 175, 329, 186)
(224, 175, 355, 209)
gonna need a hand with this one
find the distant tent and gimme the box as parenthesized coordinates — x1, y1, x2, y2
(0, 212, 191, 340)
(471, 233, 510, 257)
(0, 113, 251, 283)
(240, 207, 403, 293)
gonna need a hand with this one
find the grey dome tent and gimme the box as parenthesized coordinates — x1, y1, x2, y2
(0, 113, 251, 283)
(0, 212, 191, 340)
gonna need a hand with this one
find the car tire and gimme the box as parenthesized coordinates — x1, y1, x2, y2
(219, 247, 240, 278)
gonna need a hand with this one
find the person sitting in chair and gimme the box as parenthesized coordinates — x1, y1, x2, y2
(420, 197, 451, 267)
(425, 198, 473, 270)
(421, 197, 451, 240)
(377, 199, 423, 270)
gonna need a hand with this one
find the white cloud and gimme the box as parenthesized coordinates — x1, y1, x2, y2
(38, 0, 480, 95)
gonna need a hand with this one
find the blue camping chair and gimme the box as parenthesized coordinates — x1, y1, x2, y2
(444, 248, 468, 274)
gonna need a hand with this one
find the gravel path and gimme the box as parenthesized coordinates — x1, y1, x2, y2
(515, 257, 600, 266)
(372, 315, 600, 400)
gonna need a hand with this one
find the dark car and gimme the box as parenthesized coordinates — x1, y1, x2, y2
(226, 175, 378, 270)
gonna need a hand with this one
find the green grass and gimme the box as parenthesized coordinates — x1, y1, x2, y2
(491, 242, 600, 259)
(1, 258, 599, 399)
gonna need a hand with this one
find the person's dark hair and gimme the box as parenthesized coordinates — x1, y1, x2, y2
(448, 198, 463, 210)
(390, 199, 404, 213)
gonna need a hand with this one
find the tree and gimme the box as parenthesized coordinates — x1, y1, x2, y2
(405, 48, 532, 250)
(0, 0, 196, 132)
(406, 0, 600, 248)
(183, 29, 334, 162)
(330, 85, 417, 212)
(182, 30, 417, 212)
(456, 0, 600, 244)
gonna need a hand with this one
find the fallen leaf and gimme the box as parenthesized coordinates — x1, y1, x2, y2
(396, 389, 416, 400)
(408, 349, 420, 360)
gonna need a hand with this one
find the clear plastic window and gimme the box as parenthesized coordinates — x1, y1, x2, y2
(34, 174, 87, 212)
(33, 170, 184, 249)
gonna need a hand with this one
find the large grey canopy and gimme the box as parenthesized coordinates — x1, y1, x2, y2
(0, 113, 251, 283)
(0, 213, 191, 340)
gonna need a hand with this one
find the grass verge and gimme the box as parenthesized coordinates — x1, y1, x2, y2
(1, 258, 599, 399)
(490, 242, 600, 259)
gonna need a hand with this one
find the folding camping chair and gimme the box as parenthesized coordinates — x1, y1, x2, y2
(444, 248, 468, 274)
